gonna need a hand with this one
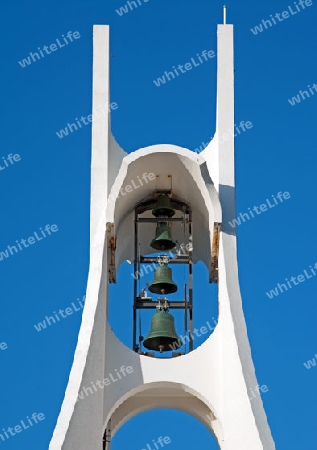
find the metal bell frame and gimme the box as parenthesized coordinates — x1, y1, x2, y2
(133, 191, 193, 357)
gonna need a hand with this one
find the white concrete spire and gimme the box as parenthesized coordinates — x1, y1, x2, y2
(49, 21, 275, 450)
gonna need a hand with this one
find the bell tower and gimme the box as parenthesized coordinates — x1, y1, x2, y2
(49, 13, 276, 450)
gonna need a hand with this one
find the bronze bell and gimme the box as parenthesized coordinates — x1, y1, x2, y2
(143, 309, 180, 352)
(148, 263, 178, 294)
(152, 194, 175, 218)
(150, 223, 176, 251)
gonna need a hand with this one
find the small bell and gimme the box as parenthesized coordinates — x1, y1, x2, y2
(148, 263, 178, 294)
(152, 194, 175, 218)
(143, 308, 180, 352)
(150, 223, 176, 251)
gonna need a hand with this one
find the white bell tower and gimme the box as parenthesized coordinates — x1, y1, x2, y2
(49, 14, 275, 450)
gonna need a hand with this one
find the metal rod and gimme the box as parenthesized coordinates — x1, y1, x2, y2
(184, 283, 188, 353)
(223, 5, 227, 24)
(135, 300, 191, 309)
(189, 218, 193, 352)
(103, 420, 111, 450)
(133, 210, 138, 352)
(140, 256, 190, 264)
(137, 217, 188, 223)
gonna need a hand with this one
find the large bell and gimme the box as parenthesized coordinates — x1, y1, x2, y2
(143, 309, 180, 352)
(150, 223, 176, 251)
(152, 194, 175, 217)
(148, 263, 178, 294)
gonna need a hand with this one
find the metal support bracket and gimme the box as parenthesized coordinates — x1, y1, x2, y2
(106, 222, 116, 283)
(210, 222, 221, 283)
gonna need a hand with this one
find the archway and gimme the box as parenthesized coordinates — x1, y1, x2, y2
(111, 408, 220, 450)
(103, 382, 223, 449)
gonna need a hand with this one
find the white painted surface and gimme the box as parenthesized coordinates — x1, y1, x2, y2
(49, 25, 111, 450)
(106, 146, 220, 269)
(49, 23, 275, 450)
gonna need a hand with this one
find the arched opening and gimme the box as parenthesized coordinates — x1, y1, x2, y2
(107, 148, 221, 357)
(110, 409, 220, 450)
(102, 382, 222, 448)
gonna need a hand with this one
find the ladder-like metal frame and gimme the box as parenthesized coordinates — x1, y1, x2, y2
(132, 191, 193, 356)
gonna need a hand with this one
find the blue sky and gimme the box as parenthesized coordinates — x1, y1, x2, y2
(1, 0, 317, 448)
